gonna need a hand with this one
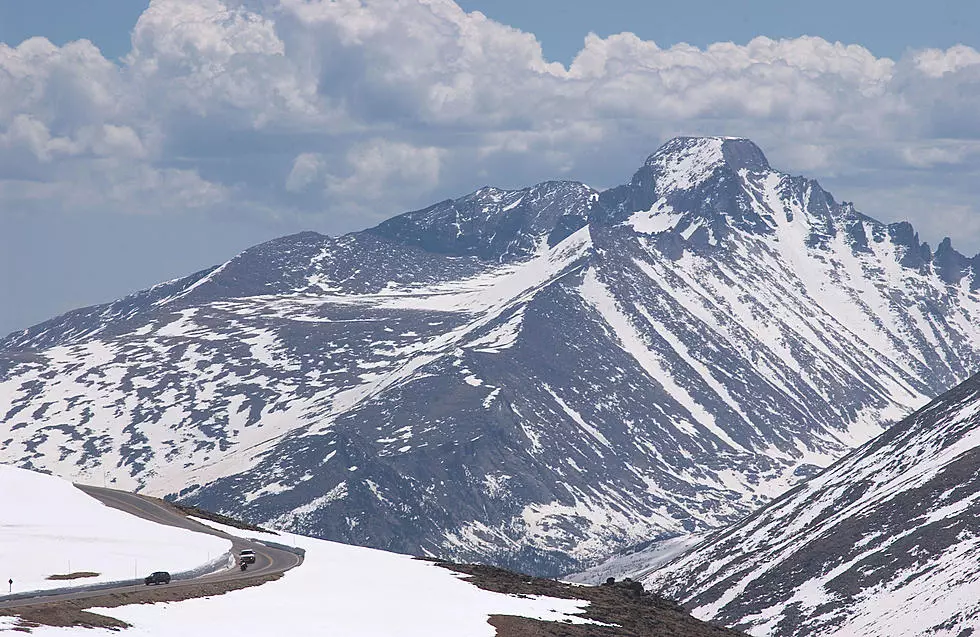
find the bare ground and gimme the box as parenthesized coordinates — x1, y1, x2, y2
(45, 572, 100, 581)
(440, 563, 746, 637)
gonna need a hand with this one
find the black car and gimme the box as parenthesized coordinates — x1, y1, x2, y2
(144, 571, 171, 585)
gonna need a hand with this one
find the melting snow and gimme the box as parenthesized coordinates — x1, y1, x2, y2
(13, 519, 601, 637)
(0, 467, 229, 596)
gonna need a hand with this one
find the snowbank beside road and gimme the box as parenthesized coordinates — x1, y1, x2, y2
(0, 466, 230, 595)
(9, 517, 598, 637)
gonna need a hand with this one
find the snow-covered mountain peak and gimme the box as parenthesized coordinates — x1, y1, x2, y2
(603, 140, 782, 246)
(643, 136, 771, 193)
(606, 139, 980, 292)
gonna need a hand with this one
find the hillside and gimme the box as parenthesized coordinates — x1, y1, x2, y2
(645, 371, 980, 637)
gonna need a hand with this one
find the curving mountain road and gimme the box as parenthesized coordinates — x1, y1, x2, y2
(0, 483, 303, 611)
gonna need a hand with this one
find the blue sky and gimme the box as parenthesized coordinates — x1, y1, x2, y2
(459, 0, 980, 63)
(0, 1, 147, 59)
(1, 0, 979, 335)
(3, 1, 978, 64)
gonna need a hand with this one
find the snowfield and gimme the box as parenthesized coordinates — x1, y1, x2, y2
(0, 467, 600, 636)
(0, 466, 230, 595)
(111, 519, 598, 637)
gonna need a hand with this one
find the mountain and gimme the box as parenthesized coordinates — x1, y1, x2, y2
(644, 369, 980, 637)
(3, 136, 980, 575)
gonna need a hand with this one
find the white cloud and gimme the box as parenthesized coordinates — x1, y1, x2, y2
(127, 0, 322, 126)
(326, 139, 443, 202)
(1, 0, 979, 249)
(0, 37, 123, 125)
(0, 158, 227, 216)
(899, 142, 980, 168)
(286, 152, 326, 193)
(0, 115, 70, 161)
(913, 45, 980, 77)
(89, 124, 147, 158)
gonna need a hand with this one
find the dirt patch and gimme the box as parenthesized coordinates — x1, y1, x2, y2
(440, 563, 745, 637)
(45, 572, 100, 581)
(0, 573, 282, 632)
(3, 607, 129, 631)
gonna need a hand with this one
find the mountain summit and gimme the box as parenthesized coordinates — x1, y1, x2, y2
(3, 137, 980, 575)
(645, 136, 772, 186)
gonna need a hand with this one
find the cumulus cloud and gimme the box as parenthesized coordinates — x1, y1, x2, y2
(285, 152, 326, 193)
(913, 45, 980, 77)
(1, 0, 980, 247)
(326, 139, 443, 202)
(899, 142, 980, 169)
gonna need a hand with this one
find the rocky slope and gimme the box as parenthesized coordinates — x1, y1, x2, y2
(3, 137, 980, 574)
(646, 370, 980, 637)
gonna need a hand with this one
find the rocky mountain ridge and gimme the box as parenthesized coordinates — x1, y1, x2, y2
(644, 369, 980, 637)
(3, 136, 980, 575)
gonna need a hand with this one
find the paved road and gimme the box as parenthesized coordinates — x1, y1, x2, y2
(0, 484, 303, 610)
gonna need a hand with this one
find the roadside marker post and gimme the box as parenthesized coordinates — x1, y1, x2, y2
(8, 579, 11, 593)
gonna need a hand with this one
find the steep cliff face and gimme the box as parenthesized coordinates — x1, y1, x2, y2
(4, 137, 980, 575)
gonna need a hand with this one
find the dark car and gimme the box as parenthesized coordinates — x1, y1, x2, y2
(144, 571, 171, 585)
